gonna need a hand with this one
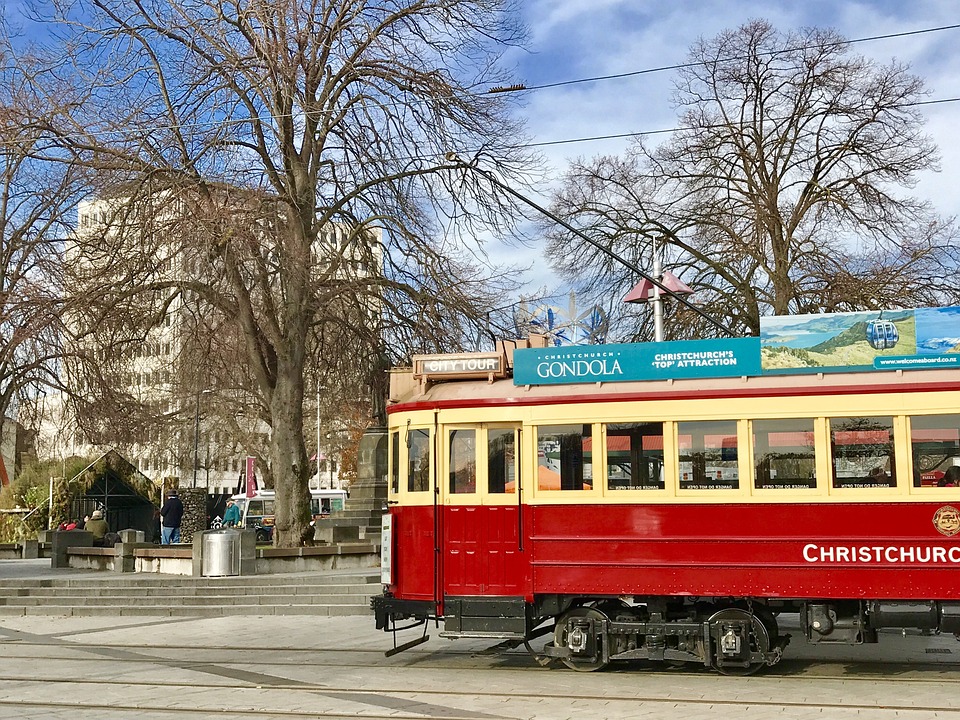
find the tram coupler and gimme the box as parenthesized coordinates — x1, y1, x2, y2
(711, 617, 752, 670)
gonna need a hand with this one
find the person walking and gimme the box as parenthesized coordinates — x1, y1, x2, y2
(160, 489, 184, 544)
(222, 498, 242, 528)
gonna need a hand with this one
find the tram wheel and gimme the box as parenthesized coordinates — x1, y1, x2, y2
(708, 607, 770, 676)
(554, 606, 610, 672)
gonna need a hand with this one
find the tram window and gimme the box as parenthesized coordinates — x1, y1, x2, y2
(829, 417, 895, 489)
(449, 429, 477, 494)
(488, 428, 516, 494)
(752, 419, 816, 490)
(677, 420, 739, 490)
(390, 431, 400, 494)
(537, 424, 592, 491)
(909, 414, 960, 487)
(407, 428, 431, 493)
(604, 422, 664, 490)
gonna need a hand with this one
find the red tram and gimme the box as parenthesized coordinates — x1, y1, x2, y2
(372, 335, 960, 673)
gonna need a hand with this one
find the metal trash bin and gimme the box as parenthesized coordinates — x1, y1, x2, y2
(201, 528, 241, 577)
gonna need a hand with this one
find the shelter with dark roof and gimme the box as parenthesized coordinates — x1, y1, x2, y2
(58, 450, 159, 537)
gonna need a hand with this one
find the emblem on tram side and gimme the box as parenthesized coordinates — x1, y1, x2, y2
(933, 506, 960, 537)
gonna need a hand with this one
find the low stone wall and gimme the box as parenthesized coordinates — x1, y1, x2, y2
(65, 546, 116, 571)
(0, 540, 45, 560)
(256, 542, 378, 574)
(134, 547, 194, 575)
(55, 531, 378, 576)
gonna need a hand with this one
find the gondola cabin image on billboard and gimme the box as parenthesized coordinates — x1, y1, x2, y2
(866, 319, 899, 350)
(372, 310, 960, 675)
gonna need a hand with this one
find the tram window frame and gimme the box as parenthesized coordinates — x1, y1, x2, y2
(908, 414, 960, 489)
(751, 418, 818, 493)
(406, 427, 432, 494)
(447, 428, 478, 495)
(390, 430, 400, 495)
(828, 416, 896, 490)
(602, 422, 666, 493)
(676, 420, 740, 492)
(535, 424, 595, 493)
(487, 426, 517, 495)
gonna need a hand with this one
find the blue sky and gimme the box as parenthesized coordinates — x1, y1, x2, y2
(505, 0, 960, 292)
(7, 1, 960, 298)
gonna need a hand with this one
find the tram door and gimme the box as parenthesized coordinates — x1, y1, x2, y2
(442, 425, 524, 597)
(391, 426, 438, 605)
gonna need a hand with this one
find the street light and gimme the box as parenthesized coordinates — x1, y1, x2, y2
(316, 383, 323, 490)
(623, 236, 695, 342)
(192, 389, 213, 489)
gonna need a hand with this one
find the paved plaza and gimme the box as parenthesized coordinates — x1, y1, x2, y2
(0, 559, 958, 719)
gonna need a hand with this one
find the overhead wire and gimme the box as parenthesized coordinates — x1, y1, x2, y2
(1, 21, 957, 157)
(512, 23, 960, 93)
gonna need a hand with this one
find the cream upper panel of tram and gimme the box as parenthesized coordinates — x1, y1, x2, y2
(386, 371, 960, 505)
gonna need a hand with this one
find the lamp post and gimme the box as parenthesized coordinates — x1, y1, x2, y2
(622, 236, 694, 342)
(316, 384, 322, 489)
(192, 389, 213, 489)
(651, 235, 664, 342)
(327, 432, 335, 488)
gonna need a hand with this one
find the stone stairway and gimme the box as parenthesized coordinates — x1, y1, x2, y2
(0, 570, 381, 617)
(315, 429, 388, 546)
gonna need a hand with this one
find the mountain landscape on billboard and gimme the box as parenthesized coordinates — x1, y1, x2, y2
(760, 309, 919, 372)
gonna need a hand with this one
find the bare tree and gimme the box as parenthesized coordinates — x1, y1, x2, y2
(37, 0, 533, 545)
(0, 23, 91, 452)
(546, 20, 960, 340)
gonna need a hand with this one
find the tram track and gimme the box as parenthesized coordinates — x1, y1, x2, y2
(0, 658, 959, 690)
(0, 640, 959, 681)
(1, 679, 960, 719)
(1, 633, 959, 719)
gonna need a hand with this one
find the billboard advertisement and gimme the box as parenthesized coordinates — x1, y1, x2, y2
(513, 306, 960, 386)
(759, 307, 960, 373)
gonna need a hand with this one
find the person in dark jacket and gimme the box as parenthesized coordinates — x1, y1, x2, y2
(85, 510, 109, 545)
(159, 489, 184, 544)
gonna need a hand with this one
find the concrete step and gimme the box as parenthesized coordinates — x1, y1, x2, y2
(0, 570, 381, 617)
(0, 572, 379, 589)
(0, 583, 377, 599)
(0, 603, 374, 617)
(1, 592, 376, 607)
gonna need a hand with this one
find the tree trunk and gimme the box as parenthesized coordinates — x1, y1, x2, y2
(270, 358, 312, 547)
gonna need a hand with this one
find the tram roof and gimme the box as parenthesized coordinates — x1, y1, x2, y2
(388, 364, 960, 413)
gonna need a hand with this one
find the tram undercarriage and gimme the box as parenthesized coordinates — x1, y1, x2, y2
(541, 597, 787, 674)
(373, 594, 960, 674)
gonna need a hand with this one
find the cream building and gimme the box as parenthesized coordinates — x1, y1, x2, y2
(35, 194, 381, 493)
